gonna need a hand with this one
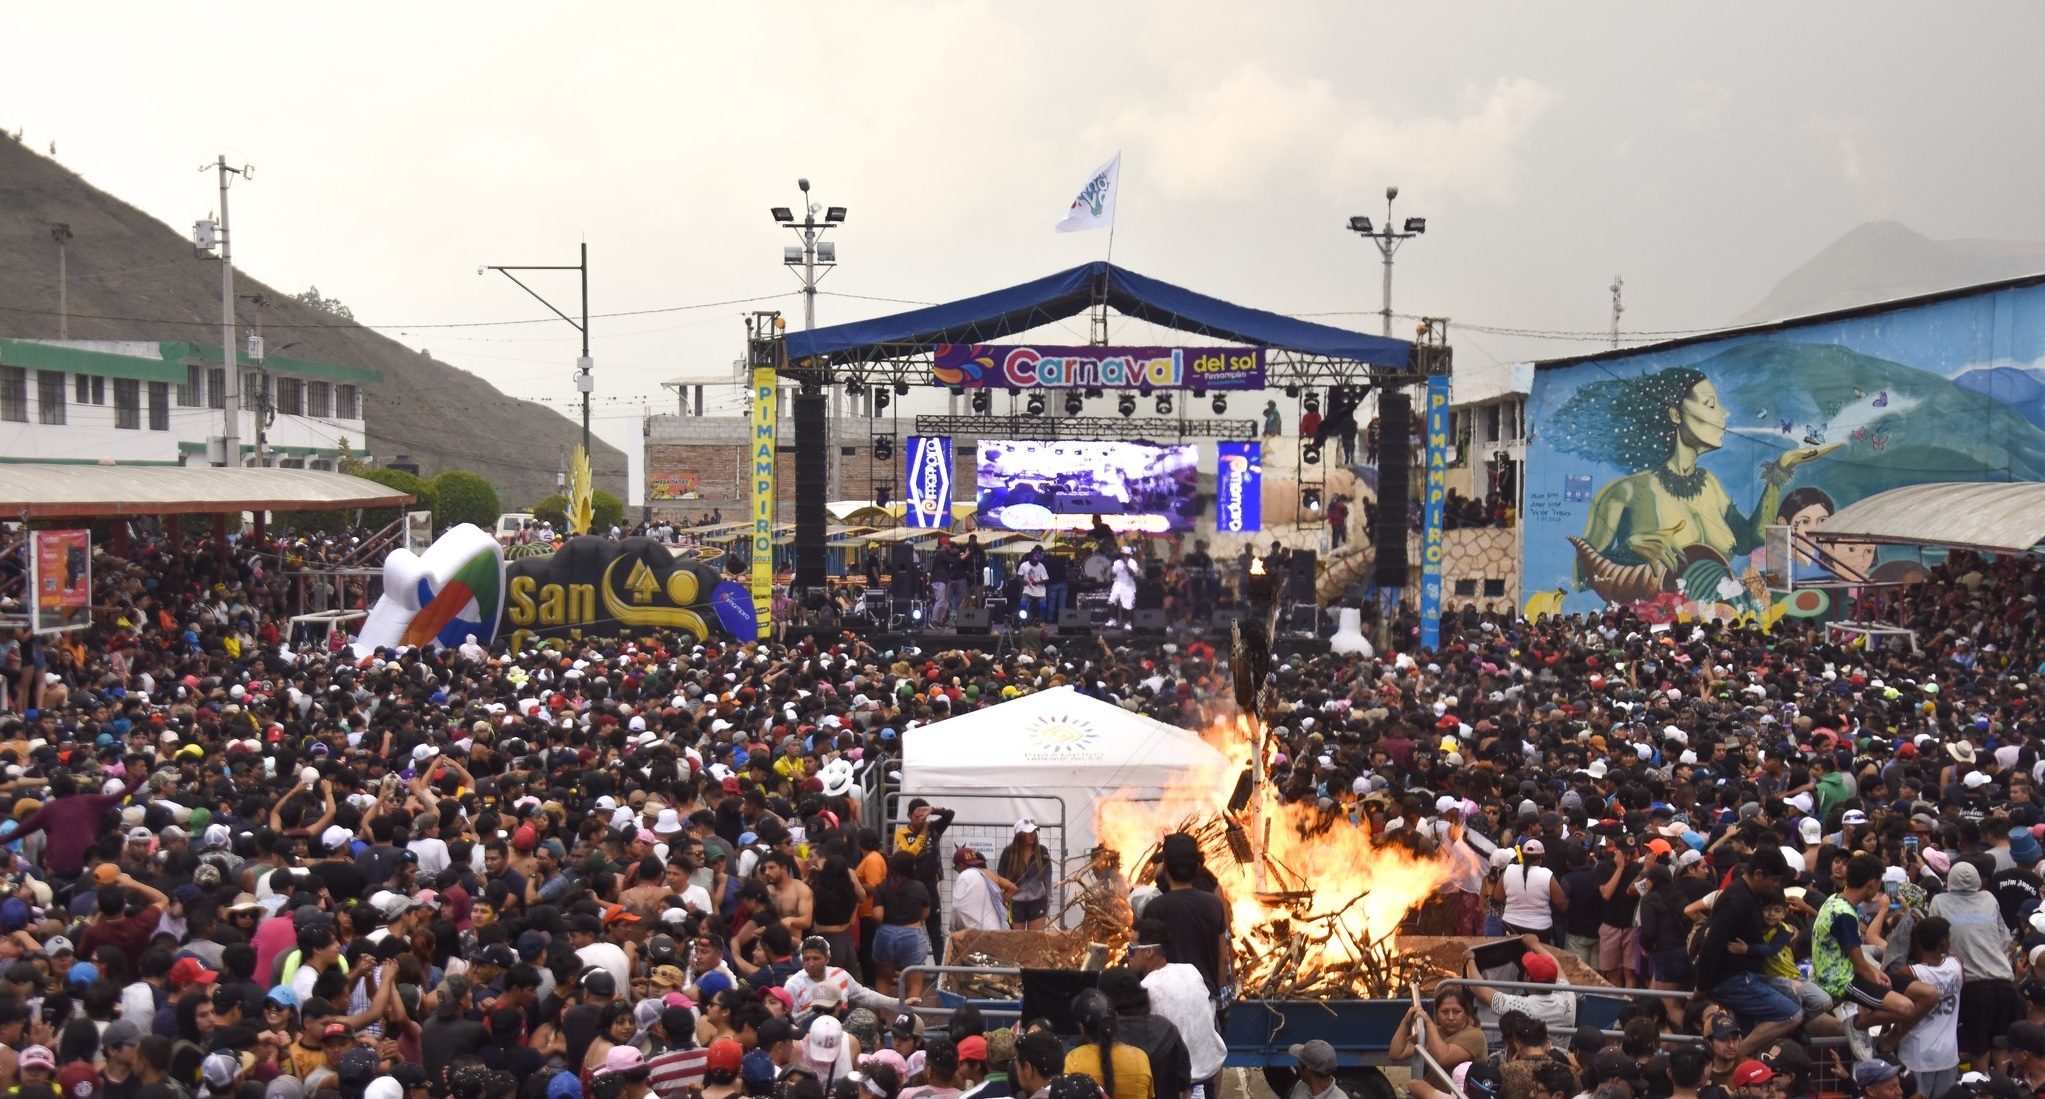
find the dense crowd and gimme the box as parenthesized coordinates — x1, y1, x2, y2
(1, 529, 2044, 1099)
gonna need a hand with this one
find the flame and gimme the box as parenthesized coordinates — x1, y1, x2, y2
(1249, 556, 1267, 576)
(1096, 713, 1453, 984)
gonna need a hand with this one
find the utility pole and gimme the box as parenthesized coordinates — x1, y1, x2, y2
(484, 245, 591, 455)
(202, 156, 250, 467)
(240, 293, 275, 468)
(1610, 276, 1625, 348)
(1345, 186, 1427, 338)
(49, 225, 72, 340)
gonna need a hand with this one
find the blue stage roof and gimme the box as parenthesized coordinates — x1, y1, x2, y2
(783, 262, 1412, 367)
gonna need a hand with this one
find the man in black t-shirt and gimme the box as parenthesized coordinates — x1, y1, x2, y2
(1143, 832, 1229, 995)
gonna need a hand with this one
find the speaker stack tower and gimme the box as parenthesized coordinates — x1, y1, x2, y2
(1373, 390, 1412, 591)
(793, 390, 828, 590)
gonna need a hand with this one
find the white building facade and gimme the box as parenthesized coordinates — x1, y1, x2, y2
(0, 339, 379, 468)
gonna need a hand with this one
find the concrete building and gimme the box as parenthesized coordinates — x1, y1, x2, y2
(0, 339, 380, 467)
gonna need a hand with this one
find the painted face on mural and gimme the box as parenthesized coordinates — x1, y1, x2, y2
(1786, 500, 1831, 565)
(1670, 378, 1728, 452)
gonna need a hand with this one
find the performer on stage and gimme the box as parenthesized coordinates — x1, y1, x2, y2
(1109, 545, 1140, 629)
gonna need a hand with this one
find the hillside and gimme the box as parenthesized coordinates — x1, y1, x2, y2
(0, 136, 623, 507)
(1735, 221, 2045, 325)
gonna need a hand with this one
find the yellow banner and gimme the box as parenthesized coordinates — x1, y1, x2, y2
(749, 366, 778, 639)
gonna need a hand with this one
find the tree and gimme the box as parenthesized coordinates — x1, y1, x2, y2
(531, 494, 567, 527)
(531, 492, 622, 534)
(294, 286, 355, 321)
(592, 490, 625, 533)
(355, 467, 437, 531)
(335, 435, 366, 476)
(430, 471, 502, 534)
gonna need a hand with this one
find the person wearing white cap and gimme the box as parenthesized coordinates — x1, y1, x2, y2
(998, 819, 1053, 930)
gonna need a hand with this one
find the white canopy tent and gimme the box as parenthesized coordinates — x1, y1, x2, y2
(899, 686, 1234, 882)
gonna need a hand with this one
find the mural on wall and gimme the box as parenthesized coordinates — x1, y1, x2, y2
(1522, 281, 2045, 622)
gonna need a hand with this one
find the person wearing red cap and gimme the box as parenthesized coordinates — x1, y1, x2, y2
(1729, 1060, 1774, 1098)
(1464, 941, 1577, 1034)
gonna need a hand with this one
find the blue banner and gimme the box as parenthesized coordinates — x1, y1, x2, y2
(1419, 375, 1450, 651)
(1215, 441, 1262, 533)
(905, 435, 954, 528)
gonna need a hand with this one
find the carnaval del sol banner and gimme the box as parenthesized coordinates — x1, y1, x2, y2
(30, 529, 91, 633)
(503, 536, 757, 648)
(905, 435, 953, 529)
(931, 344, 1264, 390)
(1419, 375, 1450, 650)
(1215, 442, 1262, 533)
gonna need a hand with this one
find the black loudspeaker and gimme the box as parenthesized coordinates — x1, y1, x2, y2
(1133, 609, 1167, 633)
(793, 391, 828, 588)
(1211, 608, 1245, 631)
(955, 608, 991, 634)
(1285, 549, 1318, 602)
(1058, 608, 1094, 629)
(1374, 390, 1412, 588)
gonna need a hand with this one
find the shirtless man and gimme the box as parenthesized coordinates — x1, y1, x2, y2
(760, 852, 813, 937)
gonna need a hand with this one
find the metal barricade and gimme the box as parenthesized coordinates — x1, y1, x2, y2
(884, 791, 1071, 930)
(896, 963, 1026, 1020)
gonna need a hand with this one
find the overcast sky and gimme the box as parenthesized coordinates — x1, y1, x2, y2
(6, 2, 2044, 497)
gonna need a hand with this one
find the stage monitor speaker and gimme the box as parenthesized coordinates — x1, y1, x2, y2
(793, 391, 828, 588)
(1058, 608, 1095, 630)
(1133, 609, 1167, 633)
(1211, 608, 1246, 631)
(1374, 390, 1412, 588)
(955, 608, 992, 634)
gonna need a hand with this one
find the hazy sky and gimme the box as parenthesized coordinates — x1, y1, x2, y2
(6, 2, 2043, 497)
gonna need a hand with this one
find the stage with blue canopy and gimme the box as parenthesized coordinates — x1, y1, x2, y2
(782, 261, 1413, 368)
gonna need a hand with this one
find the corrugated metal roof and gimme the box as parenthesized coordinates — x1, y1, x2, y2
(1811, 481, 2045, 554)
(0, 465, 415, 518)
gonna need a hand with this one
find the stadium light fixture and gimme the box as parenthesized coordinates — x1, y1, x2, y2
(826, 206, 848, 224)
(771, 207, 794, 223)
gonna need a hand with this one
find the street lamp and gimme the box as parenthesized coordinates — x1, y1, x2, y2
(1345, 186, 1427, 338)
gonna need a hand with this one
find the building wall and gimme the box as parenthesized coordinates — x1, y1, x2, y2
(1525, 278, 2045, 620)
(645, 414, 980, 524)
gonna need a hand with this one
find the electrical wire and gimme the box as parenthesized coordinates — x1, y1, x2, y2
(0, 292, 799, 332)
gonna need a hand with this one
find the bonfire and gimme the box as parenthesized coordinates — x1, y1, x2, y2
(1091, 621, 1457, 1001)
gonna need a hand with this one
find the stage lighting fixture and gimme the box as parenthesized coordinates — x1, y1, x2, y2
(949, 385, 964, 397)
(1026, 391, 1046, 416)
(1211, 394, 1228, 414)
(970, 390, 992, 414)
(1117, 393, 1137, 418)
(1302, 441, 1322, 465)
(1083, 387, 1103, 399)
(911, 605, 924, 623)
(1017, 607, 1029, 622)
(1064, 391, 1085, 416)
(875, 482, 892, 507)
(1302, 488, 1322, 511)
(1139, 385, 1152, 398)
(1284, 384, 1300, 398)
(873, 436, 895, 461)
(1304, 391, 1321, 413)
(1192, 384, 1207, 399)
(872, 389, 890, 413)
(894, 380, 911, 396)
(845, 378, 865, 396)
(1155, 393, 1173, 415)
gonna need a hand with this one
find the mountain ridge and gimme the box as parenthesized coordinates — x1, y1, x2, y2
(0, 136, 624, 508)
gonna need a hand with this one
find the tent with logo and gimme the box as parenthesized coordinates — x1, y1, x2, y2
(898, 685, 1234, 894)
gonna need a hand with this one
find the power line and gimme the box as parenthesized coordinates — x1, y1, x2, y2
(0, 291, 798, 332)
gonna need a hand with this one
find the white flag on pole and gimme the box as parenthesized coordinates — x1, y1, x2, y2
(1055, 152, 1120, 233)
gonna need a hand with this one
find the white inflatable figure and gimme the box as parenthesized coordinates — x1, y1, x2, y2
(1329, 607, 1374, 657)
(352, 523, 507, 658)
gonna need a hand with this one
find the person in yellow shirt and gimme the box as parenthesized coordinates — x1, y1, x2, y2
(773, 737, 810, 783)
(1065, 990, 1153, 1099)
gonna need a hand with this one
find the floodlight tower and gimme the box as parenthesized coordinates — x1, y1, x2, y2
(1345, 186, 1427, 338)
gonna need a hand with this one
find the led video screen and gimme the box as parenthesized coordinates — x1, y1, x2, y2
(976, 440, 1200, 533)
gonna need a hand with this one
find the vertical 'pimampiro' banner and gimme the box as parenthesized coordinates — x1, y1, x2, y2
(1215, 441, 1262, 533)
(1419, 375, 1450, 651)
(750, 368, 777, 639)
(905, 436, 953, 528)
